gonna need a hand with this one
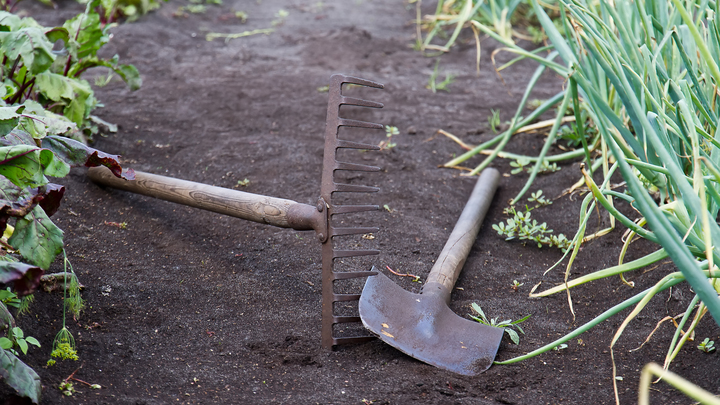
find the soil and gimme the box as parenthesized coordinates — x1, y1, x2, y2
(2, 1, 720, 404)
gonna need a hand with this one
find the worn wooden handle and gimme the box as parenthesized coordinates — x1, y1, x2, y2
(422, 168, 500, 303)
(87, 166, 322, 231)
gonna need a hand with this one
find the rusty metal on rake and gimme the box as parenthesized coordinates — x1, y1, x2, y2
(87, 74, 384, 349)
(320, 74, 384, 348)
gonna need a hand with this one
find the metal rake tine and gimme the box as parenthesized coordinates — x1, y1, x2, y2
(336, 74, 384, 89)
(334, 161, 380, 172)
(333, 249, 380, 259)
(340, 96, 384, 109)
(331, 227, 379, 237)
(338, 118, 384, 130)
(332, 205, 380, 215)
(336, 139, 380, 150)
(333, 183, 379, 193)
(332, 270, 379, 279)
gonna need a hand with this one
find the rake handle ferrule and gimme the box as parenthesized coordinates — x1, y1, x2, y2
(88, 166, 325, 232)
(422, 168, 500, 303)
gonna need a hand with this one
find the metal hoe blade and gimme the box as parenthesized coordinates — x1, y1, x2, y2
(359, 168, 504, 375)
(359, 271, 503, 375)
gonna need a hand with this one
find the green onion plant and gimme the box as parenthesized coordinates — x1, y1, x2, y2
(432, 0, 720, 399)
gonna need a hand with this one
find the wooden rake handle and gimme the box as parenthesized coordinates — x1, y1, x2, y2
(422, 168, 500, 303)
(88, 166, 325, 234)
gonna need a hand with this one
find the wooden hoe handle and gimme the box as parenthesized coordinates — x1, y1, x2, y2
(87, 166, 325, 233)
(422, 168, 500, 303)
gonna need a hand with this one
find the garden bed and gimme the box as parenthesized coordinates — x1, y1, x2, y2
(3, 0, 718, 403)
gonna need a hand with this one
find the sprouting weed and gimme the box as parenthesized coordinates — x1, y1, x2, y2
(489, 109, 501, 133)
(380, 126, 399, 150)
(553, 343, 569, 351)
(47, 359, 56, 367)
(510, 158, 560, 175)
(272, 9, 289, 26)
(235, 11, 248, 22)
(237, 178, 250, 187)
(511, 280, 524, 291)
(426, 59, 454, 93)
(527, 26, 546, 44)
(492, 204, 571, 252)
(527, 98, 546, 110)
(59, 381, 75, 396)
(528, 190, 552, 207)
(697, 338, 716, 353)
(510, 157, 530, 175)
(469, 303, 531, 345)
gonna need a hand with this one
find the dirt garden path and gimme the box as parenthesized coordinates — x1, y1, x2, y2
(3, 0, 718, 403)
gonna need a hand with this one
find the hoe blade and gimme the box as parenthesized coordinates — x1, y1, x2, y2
(359, 271, 504, 376)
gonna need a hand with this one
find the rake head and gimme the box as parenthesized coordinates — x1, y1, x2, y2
(320, 74, 384, 348)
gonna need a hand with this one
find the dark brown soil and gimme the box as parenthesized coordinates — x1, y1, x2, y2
(3, 1, 719, 404)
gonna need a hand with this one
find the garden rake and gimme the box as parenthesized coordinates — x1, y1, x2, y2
(88, 74, 384, 348)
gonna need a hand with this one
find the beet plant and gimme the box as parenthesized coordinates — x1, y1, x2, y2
(0, 3, 137, 402)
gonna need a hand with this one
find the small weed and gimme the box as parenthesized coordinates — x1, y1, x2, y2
(510, 280, 524, 292)
(493, 204, 571, 251)
(104, 221, 128, 230)
(237, 178, 250, 187)
(697, 338, 716, 353)
(526, 99, 546, 110)
(272, 9, 289, 26)
(379, 125, 399, 150)
(510, 158, 560, 175)
(383, 204, 393, 213)
(488, 109, 502, 133)
(235, 11, 248, 22)
(59, 381, 75, 396)
(553, 343, 569, 351)
(469, 303, 530, 345)
(426, 59, 454, 93)
(528, 26, 546, 44)
(527, 190, 552, 207)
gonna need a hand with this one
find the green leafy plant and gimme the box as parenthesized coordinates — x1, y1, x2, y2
(0, 326, 39, 355)
(58, 380, 74, 396)
(469, 302, 530, 344)
(0, 4, 141, 133)
(493, 191, 570, 251)
(697, 338, 715, 353)
(0, 287, 20, 308)
(0, 6, 134, 403)
(79, 0, 168, 23)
